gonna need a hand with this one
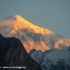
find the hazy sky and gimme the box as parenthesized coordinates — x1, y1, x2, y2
(0, 0, 70, 38)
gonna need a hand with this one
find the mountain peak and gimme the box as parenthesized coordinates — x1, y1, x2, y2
(4, 15, 54, 35)
(15, 15, 25, 22)
(10, 15, 54, 35)
(1, 15, 54, 35)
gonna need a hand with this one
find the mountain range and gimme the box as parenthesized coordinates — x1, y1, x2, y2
(0, 15, 70, 70)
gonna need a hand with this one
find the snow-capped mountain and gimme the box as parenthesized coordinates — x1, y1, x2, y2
(0, 15, 70, 53)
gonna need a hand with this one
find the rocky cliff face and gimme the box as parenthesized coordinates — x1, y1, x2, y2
(0, 34, 41, 70)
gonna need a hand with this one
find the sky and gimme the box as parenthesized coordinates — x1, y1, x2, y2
(0, 0, 70, 38)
